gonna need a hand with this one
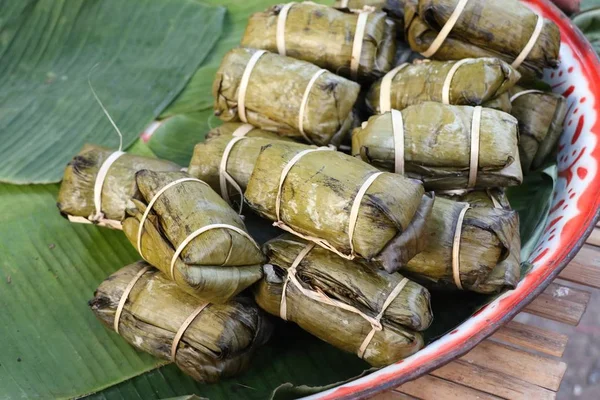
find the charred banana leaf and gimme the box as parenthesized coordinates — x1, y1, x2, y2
(335, 0, 406, 36)
(366, 58, 520, 113)
(352, 103, 523, 190)
(213, 48, 360, 146)
(122, 170, 264, 303)
(403, 197, 521, 294)
(188, 134, 309, 203)
(242, 2, 396, 81)
(404, 0, 560, 78)
(57, 144, 180, 228)
(90, 261, 272, 383)
(255, 235, 432, 366)
(509, 87, 567, 172)
(244, 142, 435, 272)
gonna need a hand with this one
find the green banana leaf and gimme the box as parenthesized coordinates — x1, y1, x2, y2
(0, 184, 161, 398)
(507, 164, 558, 261)
(573, 5, 600, 54)
(146, 111, 216, 166)
(0, 0, 225, 184)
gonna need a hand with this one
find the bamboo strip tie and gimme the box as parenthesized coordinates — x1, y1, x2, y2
(379, 63, 409, 113)
(510, 89, 545, 103)
(452, 204, 471, 290)
(391, 109, 405, 175)
(219, 135, 248, 213)
(238, 50, 267, 123)
(421, 0, 470, 58)
(350, 8, 372, 80)
(468, 106, 482, 188)
(442, 58, 473, 104)
(171, 303, 210, 361)
(114, 266, 150, 334)
(298, 69, 327, 143)
(276, 2, 296, 56)
(512, 14, 544, 69)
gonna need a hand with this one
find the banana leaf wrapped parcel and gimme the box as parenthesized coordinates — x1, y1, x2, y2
(255, 235, 432, 366)
(244, 142, 435, 272)
(366, 58, 520, 114)
(509, 87, 567, 172)
(205, 122, 294, 141)
(335, 0, 406, 36)
(57, 144, 180, 229)
(188, 134, 309, 208)
(402, 197, 521, 293)
(122, 170, 264, 303)
(404, 0, 561, 78)
(352, 103, 523, 190)
(241, 2, 396, 81)
(90, 261, 272, 383)
(213, 48, 360, 146)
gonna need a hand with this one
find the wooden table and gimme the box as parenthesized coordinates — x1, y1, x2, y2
(373, 230, 600, 400)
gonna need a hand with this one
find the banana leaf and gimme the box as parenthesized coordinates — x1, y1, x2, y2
(334, 0, 406, 37)
(366, 58, 520, 113)
(402, 197, 521, 294)
(213, 48, 361, 146)
(244, 142, 435, 272)
(0, 0, 225, 184)
(254, 235, 432, 367)
(241, 2, 396, 81)
(122, 170, 264, 303)
(145, 112, 214, 167)
(439, 188, 511, 209)
(404, 0, 561, 78)
(352, 103, 523, 190)
(57, 144, 181, 227)
(573, 5, 600, 54)
(205, 122, 295, 141)
(509, 87, 567, 173)
(90, 261, 272, 383)
(188, 134, 309, 203)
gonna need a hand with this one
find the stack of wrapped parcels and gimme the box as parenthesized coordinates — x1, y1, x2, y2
(57, 0, 564, 381)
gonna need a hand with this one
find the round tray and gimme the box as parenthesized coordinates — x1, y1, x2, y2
(313, 1, 600, 398)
